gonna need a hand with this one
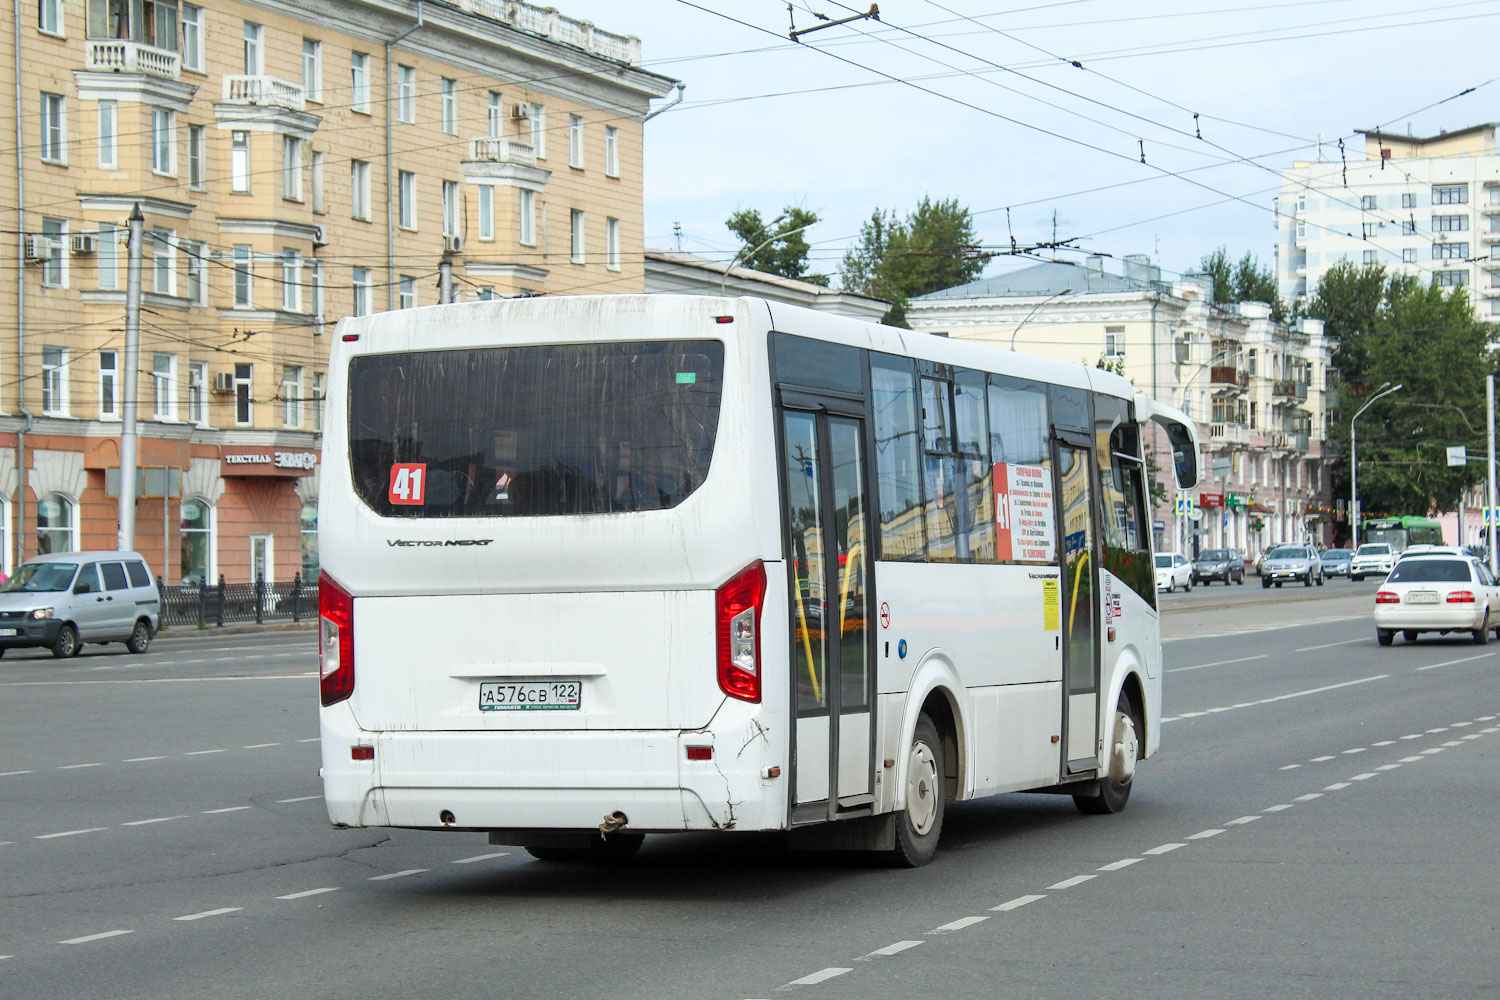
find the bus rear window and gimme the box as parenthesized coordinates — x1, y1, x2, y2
(347, 340, 725, 518)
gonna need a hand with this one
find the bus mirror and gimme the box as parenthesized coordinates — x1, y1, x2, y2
(1165, 420, 1199, 490)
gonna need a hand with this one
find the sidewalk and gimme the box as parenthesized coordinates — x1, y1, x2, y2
(154, 620, 316, 641)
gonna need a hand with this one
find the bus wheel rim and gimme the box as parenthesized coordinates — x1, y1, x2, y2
(1111, 711, 1138, 784)
(906, 742, 939, 836)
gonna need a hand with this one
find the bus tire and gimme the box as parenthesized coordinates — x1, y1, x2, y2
(1075, 701, 1138, 816)
(890, 713, 944, 868)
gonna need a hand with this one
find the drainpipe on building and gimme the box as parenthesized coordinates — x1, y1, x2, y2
(13, 0, 32, 572)
(385, 1, 424, 311)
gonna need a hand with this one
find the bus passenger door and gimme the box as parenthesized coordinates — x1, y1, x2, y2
(1055, 437, 1100, 773)
(781, 401, 875, 822)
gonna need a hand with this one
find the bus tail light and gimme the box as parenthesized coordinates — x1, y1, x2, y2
(1375, 591, 1400, 604)
(319, 571, 355, 706)
(716, 561, 765, 703)
(1447, 590, 1476, 603)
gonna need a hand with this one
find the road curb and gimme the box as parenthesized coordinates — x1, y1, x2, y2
(1161, 579, 1370, 614)
(154, 621, 316, 643)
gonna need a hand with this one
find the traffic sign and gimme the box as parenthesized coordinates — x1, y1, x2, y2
(1447, 445, 1468, 467)
(1484, 507, 1500, 527)
(1175, 496, 1196, 516)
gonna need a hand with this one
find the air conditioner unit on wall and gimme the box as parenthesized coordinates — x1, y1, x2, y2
(23, 236, 52, 261)
(70, 234, 97, 254)
(212, 371, 235, 393)
(510, 103, 530, 120)
(443, 234, 464, 254)
(312, 224, 328, 247)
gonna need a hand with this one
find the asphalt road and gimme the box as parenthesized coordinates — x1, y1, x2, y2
(3, 595, 1497, 999)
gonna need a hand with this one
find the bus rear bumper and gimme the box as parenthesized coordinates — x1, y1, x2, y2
(320, 705, 781, 833)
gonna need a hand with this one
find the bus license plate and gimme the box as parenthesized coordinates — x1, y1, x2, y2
(479, 681, 582, 712)
(1407, 592, 1439, 604)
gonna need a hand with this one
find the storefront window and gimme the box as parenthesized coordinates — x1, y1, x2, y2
(36, 493, 75, 555)
(300, 500, 318, 581)
(180, 498, 213, 586)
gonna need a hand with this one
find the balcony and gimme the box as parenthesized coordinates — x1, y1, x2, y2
(85, 39, 180, 79)
(1273, 379, 1309, 401)
(454, 0, 642, 64)
(1209, 365, 1248, 391)
(467, 136, 537, 167)
(1292, 433, 1311, 452)
(222, 75, 305, 111)
(1209, 422, 1250, 445)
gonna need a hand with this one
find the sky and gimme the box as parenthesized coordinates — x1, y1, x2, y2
(548, 0, 1500, 288)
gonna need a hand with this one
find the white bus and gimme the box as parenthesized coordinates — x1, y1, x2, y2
(318, 294, 1200, 866)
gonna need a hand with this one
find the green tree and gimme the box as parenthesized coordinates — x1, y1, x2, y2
(725, 205, 827, 285)
(839, 196, 984, 327)
(1302, 260, 1396, 377)
(1200, 246, 1288, 322)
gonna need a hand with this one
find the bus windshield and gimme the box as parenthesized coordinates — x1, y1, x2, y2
(347, 341, 725, 518)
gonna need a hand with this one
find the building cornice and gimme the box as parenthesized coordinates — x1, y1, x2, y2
(72, 70, 197, 111)
(462, 161, 550, 191)
(217, 218, 324, 242)
(77, 193, 195, 220)
(463, 261, 549, 283)
(211, 104, 322, 139)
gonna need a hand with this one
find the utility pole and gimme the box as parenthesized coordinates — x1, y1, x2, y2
(1488, 374, 1496, 573)
(438, 249, 454, 304)
(117, 204, 144, 551)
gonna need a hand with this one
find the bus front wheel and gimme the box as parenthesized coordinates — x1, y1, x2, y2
(890, 713, 944, 868)
(1075, 703, 1138, 816)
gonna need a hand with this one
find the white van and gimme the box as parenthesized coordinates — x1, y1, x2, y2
(0, 551, 160, 658)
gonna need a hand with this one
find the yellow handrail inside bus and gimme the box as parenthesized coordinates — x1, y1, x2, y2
(1067, 551, 1090, 633)
(791, 573, 823, 704)
(838, 540, 863, 636)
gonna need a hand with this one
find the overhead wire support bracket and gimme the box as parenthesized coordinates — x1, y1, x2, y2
(789, 4, 879, 42)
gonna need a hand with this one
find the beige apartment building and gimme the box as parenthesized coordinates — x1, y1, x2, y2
(1, 0, 674, 584)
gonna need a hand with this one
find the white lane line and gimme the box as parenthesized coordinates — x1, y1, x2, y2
(1443, 740, 1464, 747)
(0, 954, 9, 960)
(1143, 843, 1185, 855)
(369, 869, 428, 881)
(1226, 816, 1261, 826)
(0, 674, 316, 688)
(121, 815, 186, 826)
(930, 915, 988, 934)
(1310, 756, 1334, 762)
(1427, 727, 1449, 733)
(1372, 740, 1396, 746)
(1462, 734, 1482, 740)
(173, 907, 242, 922)
(1376, 764, 1402, 771)
(1351, 773, 1377, 781)
(1263, 804, 1294, 812)
(1452, 722, 1472, 727)
(1168, 654, 1268, 674)
(243, 743, 281, 749)
(1097, 858, 1141, 871)
(1295, 793, 1324, 802)
(991, 894, 1046, 912)
(1293, 637, 1366, 652)
(1343, 748, 1366, 754)
(865, 940, 923, 958)
(787, 968, 851, 986)
(1478, 715, 1497, 722)
(1484, 727, 1500, 734)
(1279, 764, 1302, 770)
(1418, 653, 1496, 672)
(1400, 756, 1426, 763)
(183, 749, 228, 756)
(57, 762, 104, 770)
(1163, 676, 1389, 722)
(122, 756, 166, 762)
(276, 887, 339, 900)
(1421, 748, 1445, 755)
(202, 806, 252, 814)
(59, 929, 133, 945)
(297, 738, 321, 743)
(1186, 829, 1225, 840)
(1047, 875, 1097, 889)
(36, 827, 107, 839)
(1324, 783, 1351, 791)
(0, 770, 35, 776)
(1399, 734, 1422, 740)
(452, 852, 510, 864)
(276, 795, 320, 803)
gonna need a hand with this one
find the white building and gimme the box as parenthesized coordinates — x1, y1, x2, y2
(1275, 124, 1500, 320)
(644, 249, 888, 320)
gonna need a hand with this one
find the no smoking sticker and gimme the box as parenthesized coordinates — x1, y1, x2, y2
(879, 602, 891, 629)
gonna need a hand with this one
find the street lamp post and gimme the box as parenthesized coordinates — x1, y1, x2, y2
(1008, 288, 1073, 351)
(1350, 381, 1403, 549)
(719, 214, 815, 294)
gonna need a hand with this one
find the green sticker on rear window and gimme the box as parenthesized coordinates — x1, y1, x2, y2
(675, 372, 697, 384)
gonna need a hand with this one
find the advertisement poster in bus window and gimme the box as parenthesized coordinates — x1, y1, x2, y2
(993, 463, 1055, 562)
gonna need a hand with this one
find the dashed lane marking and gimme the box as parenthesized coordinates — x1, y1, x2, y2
(1097, 858, 1141, 871)
(1443, 740, 1464, 747)
(1294, 637, 1365, 652)
(864, 941, 923, 958)
(1421, 748, 1445, 755)
(276, 795, 320, 803)
(1142, 843, 1185, 855)
(990, 894, 1046, 912)
(202, 806, 252, 815)
(276, 887, 339, 900)
(59, 930, 133, 945)
(452, 852, 510, 864)
(1400, 756, 1425, 763)
(243, 743, 280, 749)
(173, 908, 242, 921)
(1342, 748, 1366, 754)
(1263, 804, 1294, 812)
(1226, 816, 1260, 826)
(1372, 740, 1396, 746)
(121, 756, 166, 762)
(369, 869, 428, 881)
(121, 815, 185, 827)
(1162, 676, 1388, 725)
(1186, 829, 1225, 840)
(35, 828, 106, 840)
(1310, 756, 1334, 762)
(1167, 654, 1268, 674)
(1417, 653, 1496, 672)
(1376, 764, 1402, 771)
(183, 749, 228, 756)
(930, 916, 988, 934)
(0, 770, 35, 776)
(1351, 773, 1377, 780)
(1323, 783, 1351, 791)
(57, 763, 104, 770)
(297, 738, 321, 743)
(1279, 764, 1301, 770)
(786, 968, 851, 986)
(1047, 875, 1096, 889)
(1295, 793, 1323, 802)
(1399, 734, 1422, 740)
(0, 674, 317, 687)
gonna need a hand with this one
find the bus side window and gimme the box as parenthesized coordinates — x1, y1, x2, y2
(954, 370, 994, 563)
(921, 377, 958, 562)
(988, 376, 1051, 564)
(870, 355, 926, 561)
(1095, 397, 1155, 607)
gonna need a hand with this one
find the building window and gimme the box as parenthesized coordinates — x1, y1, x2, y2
(350, 159, 370, 220)
(302, 39, 321, 102)
(41, 346, 67, 415)
(230, 131, 250, 192)
(398, 275, 415, 309)
(151, 227, 175, 295)
(570, 209, 584, 263)
(1402, 248, 1417, 263)
(1400, 220, 1415, 235)
(151, 108, 175, 175)
(478, 185, 494, 241)
(396, 65, 415, 123)
(441, 78, 457, 134)
(97, 222, 119, 290)
(398, 170, 415, 229)
(1295, 220, 1305, 239)
(1432, 242, 1469, 260)
(529, 103, 545, 158)
(41, 217, 65, 287)
(1361, 221, 1379, 238)
(442, 180, 458, 237)
(1401, 192, 1415, 209)
(281, 249, 301, 312)
(97, 101, 116, 168)
(1104, 326, 1124, 358)
(1433, 184, 1467, 205)
(179, 4, 203, 70)
(312, 372, 325, 432)
(309, 261, 323, 325)
(568, 114, 583, 168)
(1360, 195, 1375, 210)
(605, 217, 620, 271)
(186, 241, 207, 304)
(152, 353, 176, 419)
(187, 124, 204, 189)
(519, 189, 535, 246)
(1433, 214, 1468, 232)
(188, 361, 207, 424)
(233, 363, 253, 425)
(351, 52, 370, 113)
(39, 0, 61, 34)
(352, 267, 370, 316)
(180, 497, 213, 586)
(487, 92, 502, 136)
(243, 21, 263, 75)
(301, 499, 319, 580)
(36, 493, 75, 555)
(232, 245, 253, 306)
(1363, 250, 1377, 265)
(1435, 269, 1467, 287)
(282, 135, 303, 201)
(311, 151, 324, 213)
(282, 364, 302, 428)
(99, 350, 118, 420)
(604, 125, 618, 177)
(40, 92, 64, 163)
(476, 286, 494, 300)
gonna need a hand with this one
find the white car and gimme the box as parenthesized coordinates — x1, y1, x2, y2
(1350, 543, 1395, 581)
(1155, 552, 1193, 592)
(1374, 554, 1500, 646)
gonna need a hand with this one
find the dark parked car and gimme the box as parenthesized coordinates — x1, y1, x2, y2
(1320, 548, 1353, 578)
(1192, 548, 1244, 585)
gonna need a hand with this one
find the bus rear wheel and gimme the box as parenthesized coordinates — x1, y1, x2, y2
(1075, 702, 1138, 815)
(889, 713, 944, 868)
